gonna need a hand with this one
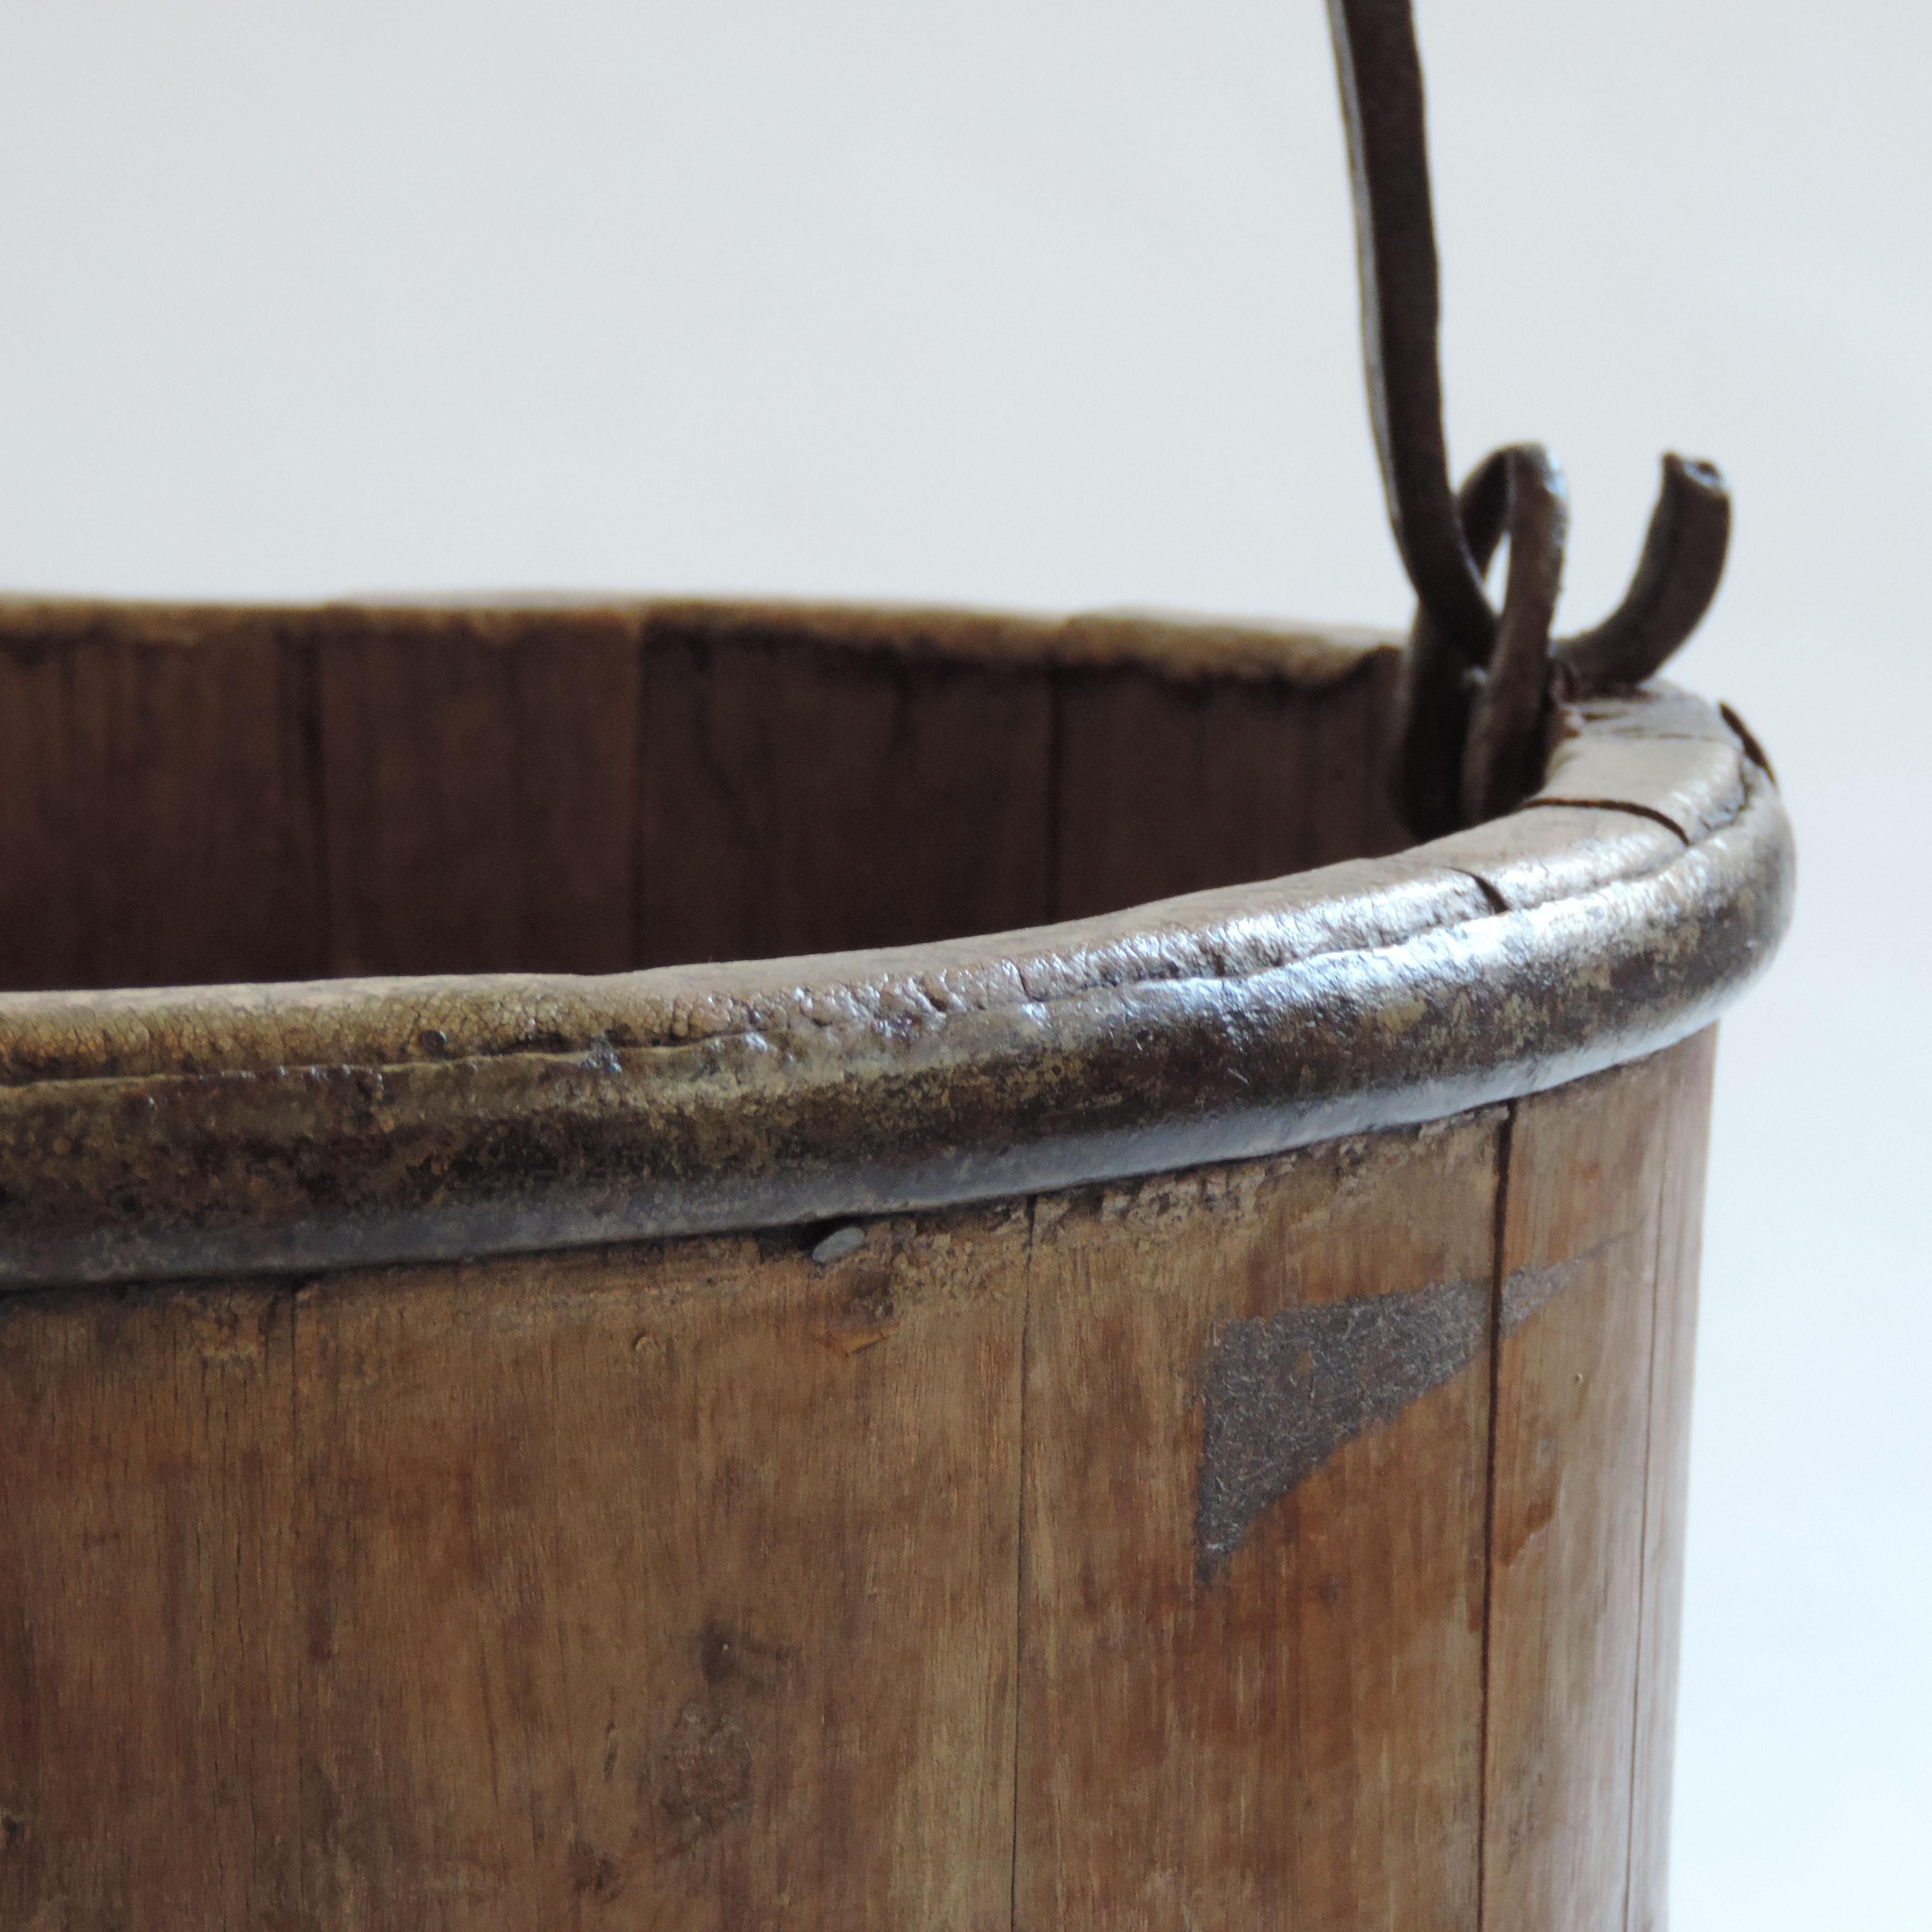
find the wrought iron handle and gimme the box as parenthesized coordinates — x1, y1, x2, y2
(1326, 0, 1731, 834)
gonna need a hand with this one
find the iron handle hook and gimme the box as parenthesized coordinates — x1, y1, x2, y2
(1326, 0, 1732, 834)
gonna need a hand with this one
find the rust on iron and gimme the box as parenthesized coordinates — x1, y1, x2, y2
(1461, 444, 1568, 826)
(1328, 0, 1734, 835)
(1555, 454, 1733, 692)
(1326, 0, 1494, 665)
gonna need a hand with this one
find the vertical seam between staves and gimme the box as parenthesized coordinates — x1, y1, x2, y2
(626, 619, 651, 971)
(1475, 1101, 1514, 1932)
(292, 618, 335, 978)
(1009, 1197, 1037, 1931)
(1623, 1075, 1677, 1931)
(1042, 669, 1066, 925)
(60, 643, 91, 978)
(288, 1284, 306, 1932)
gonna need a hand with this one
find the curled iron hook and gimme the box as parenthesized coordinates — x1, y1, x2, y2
(1388, 446, 1510, 837)
(1463, 444, 1567, 825)
(1326, 0, 1730, 831)
(1554, 452, 1731, 691)
(1391, 441, 1568, 834)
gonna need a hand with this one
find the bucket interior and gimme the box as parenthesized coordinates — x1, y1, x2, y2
(0, 604, 1410, 993)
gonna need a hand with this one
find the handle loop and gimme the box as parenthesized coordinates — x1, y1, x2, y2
(1327, 0, 1730, 833)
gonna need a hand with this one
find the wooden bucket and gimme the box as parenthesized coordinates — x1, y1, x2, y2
(0, 595, 1788, 1928)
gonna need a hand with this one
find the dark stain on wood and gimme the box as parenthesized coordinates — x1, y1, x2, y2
(1195, 1276, 1487, 1579)
(1501, 1227, 1636, 1335)
(1195, 1229, 1644, 1576)
(569, 1839, 628, 1901)
(660, 1703, 753, 1846)
(697, 1619, 793, 1695)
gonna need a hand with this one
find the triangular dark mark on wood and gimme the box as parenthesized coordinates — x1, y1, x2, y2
(1195, 1277, 1486, 1581)
(1501, 1226, 1640, 1336)
(1195, 1226, 1643, 1579)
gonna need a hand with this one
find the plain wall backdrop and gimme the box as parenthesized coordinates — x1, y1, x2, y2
(1, 3, 1924, 1922)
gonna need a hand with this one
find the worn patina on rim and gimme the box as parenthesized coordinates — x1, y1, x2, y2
(0, 601, 1791, 1291)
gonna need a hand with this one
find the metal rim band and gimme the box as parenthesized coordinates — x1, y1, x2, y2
(0, 607, 1791, 1291)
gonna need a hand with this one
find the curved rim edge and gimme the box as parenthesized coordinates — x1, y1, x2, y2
(0, 655, 1792, 1290)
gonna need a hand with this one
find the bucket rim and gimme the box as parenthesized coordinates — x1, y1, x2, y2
(0, 598, 1792, 1291)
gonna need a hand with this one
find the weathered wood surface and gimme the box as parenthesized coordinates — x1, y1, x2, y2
(0, 1038, 1716, 1929)
(1, 1209, 1030, 1931)
(317, 607, 640, 977)
(633, 613, 1054, 965)
(0, 1283, 303, 1927)
(0, 600, 1405, 992)
(1018, 1111, 1498, 1928)
(1053, 650, 1404, 920)
(0, 609, 325, 990)
(1481, 1039, 1715, 1931)
(1627, 1029, 1717, 1932)
(1483, 1055, 1663, 1926)
(292, 1211, 1026, 1931)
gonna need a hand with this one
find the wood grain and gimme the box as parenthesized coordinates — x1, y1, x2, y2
(291, 1209, 1025, 1931)
(634, 615, 1053, 965)
(0, 1284, 302, 1930)
(317, 607, 639, 976)
(0, 1052, 1725, 1929)
(1481, 1045, 1682, 1930)
(0, 616, 325, 991)
(0, 633, 92, 992)
(1627, 1027, 1717, 1932)
(1015, 1114, 1502, 1929)
(0, 596, 1757, 1927)
(1051, 656, 1406, 923)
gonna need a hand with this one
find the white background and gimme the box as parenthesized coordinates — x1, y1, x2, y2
(1, 3, 1924, 1921)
